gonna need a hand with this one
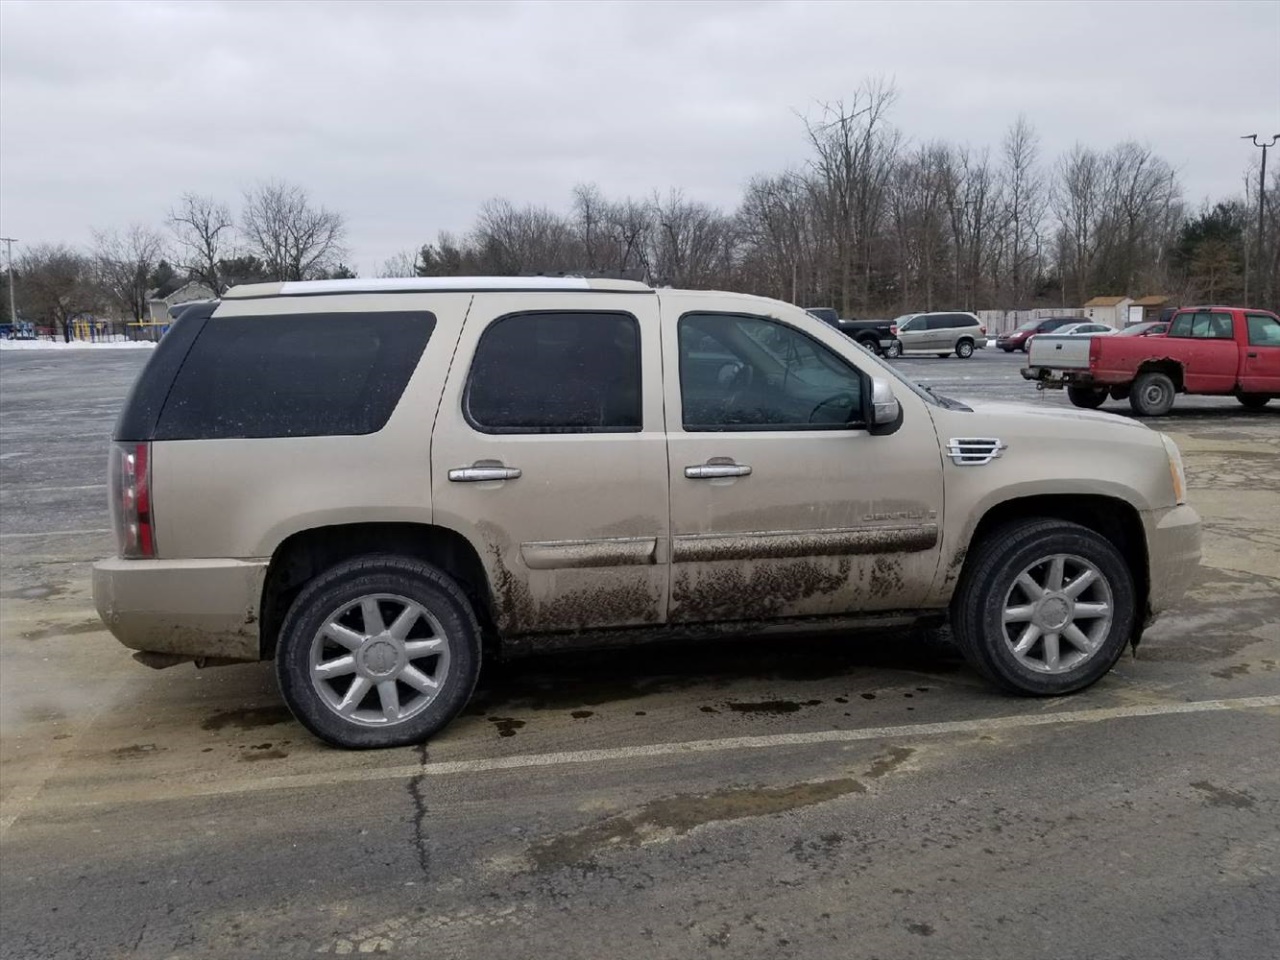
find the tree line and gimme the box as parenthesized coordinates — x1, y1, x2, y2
(5, 79, 1277, 334)
(3, 180, 350, 338)
(387, 82, 1277, 315)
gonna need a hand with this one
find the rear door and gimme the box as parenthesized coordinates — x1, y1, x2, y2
(1240, 312, 1280, 393)
(431, 292, 669, 636)
(660, 295, 944, 624)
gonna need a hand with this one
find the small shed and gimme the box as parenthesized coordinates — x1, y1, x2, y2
(1129, 295, 1172, 325)
(1080, 296, 1133, 328)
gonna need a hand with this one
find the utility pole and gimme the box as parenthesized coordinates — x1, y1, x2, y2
(0, 237, 16, 327)
(1242, 135, 1280, 306)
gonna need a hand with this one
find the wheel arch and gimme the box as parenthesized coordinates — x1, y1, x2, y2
(258, 522, 494, 659)
(1135, 360, 1184, 392)
(951, 494, 1149, 639)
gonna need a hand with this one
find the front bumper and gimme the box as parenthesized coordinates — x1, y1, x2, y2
(93, 557, 269, 662)
(1143, 504, 1202, 617)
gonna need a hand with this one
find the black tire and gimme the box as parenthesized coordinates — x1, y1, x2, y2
(936, 352, 951, 358)
(1067, 386, 1108, 409)
(856, 336, 880, 355)
(275, 554, 482, 749)
(1237, 394, 1271, 409)
(956, 339, 975, 359)
(951, 519, 1135, 696)
(1128, 371, 1176, 416)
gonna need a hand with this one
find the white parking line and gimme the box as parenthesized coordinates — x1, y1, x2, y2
(5, 695, 1275, 827)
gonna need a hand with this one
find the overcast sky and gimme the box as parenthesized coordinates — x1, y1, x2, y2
(2, 0, 1278, 276)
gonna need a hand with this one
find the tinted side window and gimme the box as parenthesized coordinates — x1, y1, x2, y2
(154, 312, 434, 440)
(1168, 312, 1194, 337)
(465, 312, 641, 433)
(678, 313, 865, 431)
(951, 314, 977, 328)
(1246, 314, 1280, 346)
(925, 316, 948, 330)
(1182, 311, 1234, 339)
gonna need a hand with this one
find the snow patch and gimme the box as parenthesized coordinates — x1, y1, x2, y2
(0, 339, 157, 351)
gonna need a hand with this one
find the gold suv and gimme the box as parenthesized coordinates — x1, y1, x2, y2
(93, 277, 1200, 748)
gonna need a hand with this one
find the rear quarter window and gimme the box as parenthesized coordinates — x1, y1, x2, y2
(153, 312, 434, 440)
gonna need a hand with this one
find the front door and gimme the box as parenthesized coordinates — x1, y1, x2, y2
(1240, 312, 1280, 394)
(660, 300, 945, 624)
(431, 292, 669, 636)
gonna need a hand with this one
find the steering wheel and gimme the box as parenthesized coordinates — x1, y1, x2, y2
(809, 392, 857, 424)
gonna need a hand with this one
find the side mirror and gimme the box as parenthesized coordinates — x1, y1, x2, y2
(871, 377, 900, 427)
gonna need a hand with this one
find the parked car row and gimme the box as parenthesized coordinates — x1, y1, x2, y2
(809, 309, 990, 360)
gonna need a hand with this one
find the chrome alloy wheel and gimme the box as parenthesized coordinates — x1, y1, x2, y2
(309, 594, 451, 727)
(1001, 554, 1114, 674)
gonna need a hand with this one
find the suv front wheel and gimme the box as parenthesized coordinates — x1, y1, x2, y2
(951, 519, 1135, 696)
(275, 555, 482, 748)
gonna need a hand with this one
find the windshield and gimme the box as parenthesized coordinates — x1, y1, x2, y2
(1016, 319, 1041, 331)
(892, 314, 917, 326)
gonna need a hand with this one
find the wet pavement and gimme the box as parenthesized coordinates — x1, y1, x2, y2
(1, 348, 1277, 960)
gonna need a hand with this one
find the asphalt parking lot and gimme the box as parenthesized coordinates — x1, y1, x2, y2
(1, 346, 1277, 960)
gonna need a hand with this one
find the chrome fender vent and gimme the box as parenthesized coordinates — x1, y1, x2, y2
(947, 438, 1008, 466)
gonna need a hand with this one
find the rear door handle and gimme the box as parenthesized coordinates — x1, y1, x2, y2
(449, 462, 522, 482)
(685, 460, 752, 479)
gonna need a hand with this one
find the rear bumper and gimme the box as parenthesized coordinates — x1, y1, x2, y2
(93, 557, 268, 661)
(1143, 504, 1202, 617)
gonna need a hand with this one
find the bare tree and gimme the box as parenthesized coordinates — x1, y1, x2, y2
(16, 244, 102, 341)
(802, 79, 900, 315)
(240, 180, 347, 282)
(169, 193, 235, 293)
(999, 116, 1046, 306)
(379, 251, 420, 278)
(1052, 145, 1104, 303)
(91, 224, 166, 321)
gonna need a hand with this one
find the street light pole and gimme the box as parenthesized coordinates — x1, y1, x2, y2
(0, 237, 17, 327)
(1242, 134, 1280, 305)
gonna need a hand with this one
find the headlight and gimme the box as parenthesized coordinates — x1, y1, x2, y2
(1161, 433, 1187, 506)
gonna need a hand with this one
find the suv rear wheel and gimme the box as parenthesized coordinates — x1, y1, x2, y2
(951, 519, 1134, 696)
(955, 339, 975, 359)
(275, 555, 481, 748)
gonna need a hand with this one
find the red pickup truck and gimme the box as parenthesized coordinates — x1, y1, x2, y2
(1022, 306, 1280, 415)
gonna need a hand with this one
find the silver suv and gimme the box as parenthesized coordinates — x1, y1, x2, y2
(93, 277, 1200, 748)
(893, 311, 988, 358)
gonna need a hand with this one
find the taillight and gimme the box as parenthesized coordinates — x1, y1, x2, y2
(110, 442, 155, 558)
(1089, 336, 1102, 365)
(979, 325, 986, 335)
(890, 324, 898, 336)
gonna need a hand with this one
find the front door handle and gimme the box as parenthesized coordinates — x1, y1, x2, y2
(685, 460, 752, 480)
(449, 462, 522, 482)
(1247, 352, 1258, 358)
